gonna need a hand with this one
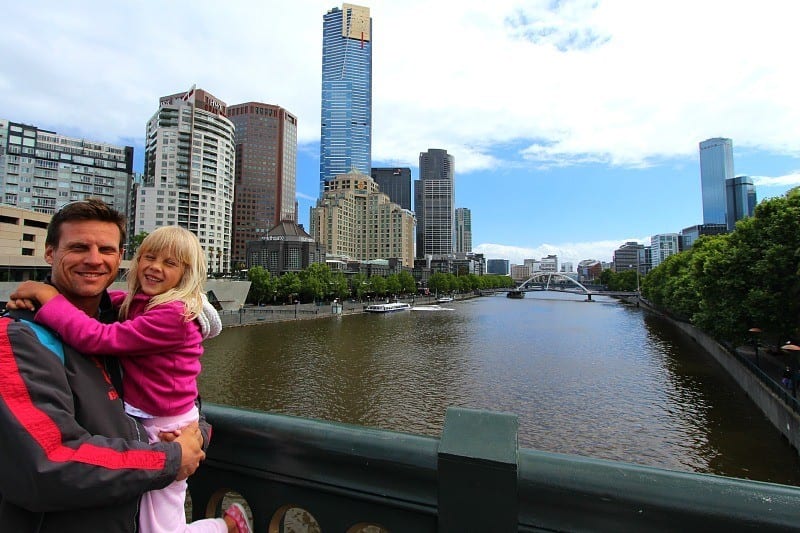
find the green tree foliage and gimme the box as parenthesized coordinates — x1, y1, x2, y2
(246, 266, 275, 305)
(398, 271, 417, 294)
(642, 187, 800, 344)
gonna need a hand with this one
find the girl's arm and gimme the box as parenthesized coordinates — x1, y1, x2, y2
(8, 281, 60, 310)
(35, 294, 191, 356)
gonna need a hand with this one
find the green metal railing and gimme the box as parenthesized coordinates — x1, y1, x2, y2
(189, 404, 800, 532)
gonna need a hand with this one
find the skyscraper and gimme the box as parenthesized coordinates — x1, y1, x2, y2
(320, 4, 372, 194)
(415, 149, 455, 258)
(699, 137, 734, 225)
(0, 118, 133, 215)
(455, 207, 472, 253)
(370, 167, 411, 210)
(136, 86, 235, 273)
(725, 175, 757, 231)
(228, 102, 298, 269)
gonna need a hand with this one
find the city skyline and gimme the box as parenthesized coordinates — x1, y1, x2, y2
(1, 1, 799, 266)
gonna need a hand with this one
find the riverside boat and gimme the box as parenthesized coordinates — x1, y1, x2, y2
(364, 302, 412, 313)
(507, 289, 525, 299)
(435, 296, 454, 303)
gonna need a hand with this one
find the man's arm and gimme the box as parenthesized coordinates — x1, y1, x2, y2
(0, 318, 200, 512)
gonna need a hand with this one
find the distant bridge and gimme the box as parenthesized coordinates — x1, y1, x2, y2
(513, 272, 638, 301)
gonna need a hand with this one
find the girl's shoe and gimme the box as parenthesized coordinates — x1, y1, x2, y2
(224, 503, 252, 533)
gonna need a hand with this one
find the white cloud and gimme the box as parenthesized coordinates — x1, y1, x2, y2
(1, 0, 799, 175)
(752, 173, 800, 188)
(475, 237, 648, 266)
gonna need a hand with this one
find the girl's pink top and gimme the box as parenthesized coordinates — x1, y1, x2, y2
(35, 290, 203, 417)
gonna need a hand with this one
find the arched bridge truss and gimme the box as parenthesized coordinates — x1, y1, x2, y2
(518, 272, 591, 294)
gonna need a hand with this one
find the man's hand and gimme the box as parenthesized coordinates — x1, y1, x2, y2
(8, 281, 60, 310)
(174, 423, 205, 481)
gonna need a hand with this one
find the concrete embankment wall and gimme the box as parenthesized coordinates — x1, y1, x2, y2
(640, 300, 800, 455)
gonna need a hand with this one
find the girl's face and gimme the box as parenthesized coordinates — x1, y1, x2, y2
(137, 249, 186, 297)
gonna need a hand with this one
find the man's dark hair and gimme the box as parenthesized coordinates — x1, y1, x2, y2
(46, 199, 127, 249)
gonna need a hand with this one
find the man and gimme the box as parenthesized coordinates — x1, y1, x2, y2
(0, 199, 207, 532)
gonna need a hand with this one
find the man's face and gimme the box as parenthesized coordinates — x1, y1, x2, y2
(45, 221, 122, 305)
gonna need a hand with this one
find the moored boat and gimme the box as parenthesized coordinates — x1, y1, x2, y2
(364, 302, 412, 313)
(507, 289, 524, 299)
(435, 296, 454, 303)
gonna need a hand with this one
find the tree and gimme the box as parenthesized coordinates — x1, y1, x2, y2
(398, 271, 417, 294)
(277, 272, 302, 303)
(246, 266, 275, 305)
(128, 231, 148, 259)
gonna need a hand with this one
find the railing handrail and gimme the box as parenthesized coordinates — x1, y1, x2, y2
(189, 403, 800, 532)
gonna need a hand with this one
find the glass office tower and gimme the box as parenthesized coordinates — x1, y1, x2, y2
(699, 137, 734, 225)
(725, 175, 756, 231)
(320, 4, 372, 194)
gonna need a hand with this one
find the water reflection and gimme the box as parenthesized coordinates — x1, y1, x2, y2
(200, 293, 800, 486)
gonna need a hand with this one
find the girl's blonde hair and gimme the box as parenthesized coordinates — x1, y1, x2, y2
(119, 226, 207, 321)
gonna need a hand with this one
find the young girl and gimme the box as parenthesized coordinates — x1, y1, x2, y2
(9, 226, 251, 533)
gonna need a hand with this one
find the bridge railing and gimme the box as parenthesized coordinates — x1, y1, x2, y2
(188, 403, 800, 532)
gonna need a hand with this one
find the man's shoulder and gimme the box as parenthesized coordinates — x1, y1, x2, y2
(1, 312, 65, 363)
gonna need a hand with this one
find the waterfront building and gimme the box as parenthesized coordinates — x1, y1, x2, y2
(725, 175, 757, 231)
(560, 261, 574, 273)
(577, 259, 603, 282)
(453, 252, 485, 276)
(540, 254, 558, 272)
(523, 258, 540, 272)
(228, 102, 298, 270)
(650, 233, 680, 269)
(0, 118, 133, 215)
(415, 149, 455, 258)
(370, 167, 411, 211)
(511, 264, 531, 282)
(699, 137, 734, 225)
(613, 241, 646, 273)
(486, 258, 509, 276)
(309, 170, 415, 267)
(245, 221, 325, 276)
(455, 207, 472, 254)
(320, 4, 372, 193)
(136, 86, 235, 274)
(680, 223, 727, 251)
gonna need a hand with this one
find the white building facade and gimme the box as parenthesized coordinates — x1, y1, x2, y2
(135, 87, 235, 273)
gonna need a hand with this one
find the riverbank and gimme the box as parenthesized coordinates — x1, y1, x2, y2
(218, 293, 478, 328)
(639, 297, 800, 455)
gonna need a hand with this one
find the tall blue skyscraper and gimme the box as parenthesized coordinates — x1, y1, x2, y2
(725, 175, 757, 231)
(699, 137, 734, 225)
(320, 4, 372, 194)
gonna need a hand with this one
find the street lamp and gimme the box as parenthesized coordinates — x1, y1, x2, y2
(781, 343, 800, 397)
(748, 327, 762, 368)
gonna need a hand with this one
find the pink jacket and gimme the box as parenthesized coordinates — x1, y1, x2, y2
(35, 291, 203, 417)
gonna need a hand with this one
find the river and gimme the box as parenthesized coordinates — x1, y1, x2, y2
(199, 292, 800, 486)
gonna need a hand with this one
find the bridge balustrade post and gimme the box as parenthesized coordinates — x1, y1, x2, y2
(437, 407, 518, 532)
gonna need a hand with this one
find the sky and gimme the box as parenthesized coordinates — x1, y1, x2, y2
(2, 0, 799, 266)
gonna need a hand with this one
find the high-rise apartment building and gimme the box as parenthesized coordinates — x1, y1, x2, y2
(136, 87, 235, 273)
(455, 207, 472, 254)
(309, 170, 415, 267)
(650, 233, 680, 269)
(228, 102, 298, 269)
(320, 4, 372, 193)
(0, 118, 133, 215)
(725, 175, 756, 231)
(370, 167, 411, 210)
(699, 137, 734, 225)
(415, 148, 455, 258)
